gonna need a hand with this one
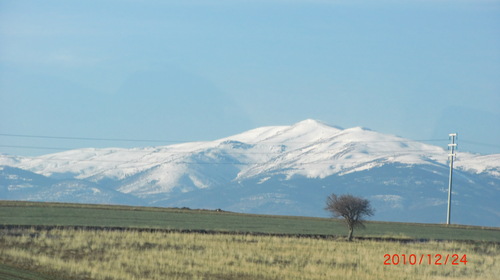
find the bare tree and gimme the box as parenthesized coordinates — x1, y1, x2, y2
(325, 193, 374, 241)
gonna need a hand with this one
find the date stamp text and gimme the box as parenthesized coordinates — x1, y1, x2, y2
(384, 254, 467, 266)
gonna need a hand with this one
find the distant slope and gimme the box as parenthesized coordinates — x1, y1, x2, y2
(0, 166, 143, 205)
(1, 201, 499, 242)
(1, 119, 499, 226)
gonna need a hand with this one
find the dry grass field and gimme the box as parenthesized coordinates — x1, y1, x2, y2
(1, 228, 498, 280)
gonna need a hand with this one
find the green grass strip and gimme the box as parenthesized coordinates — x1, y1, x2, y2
(0, 263, 59, 280)
(1, 201, 499, 242)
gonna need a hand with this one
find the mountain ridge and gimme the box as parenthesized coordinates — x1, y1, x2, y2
(1, 119, 499, 226)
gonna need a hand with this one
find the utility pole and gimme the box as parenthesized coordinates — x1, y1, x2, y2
(446, 133, 457, 225)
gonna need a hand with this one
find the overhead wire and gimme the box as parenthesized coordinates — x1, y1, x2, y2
(0, 145, 74, 151)
(0, 133, 188, 143)
(0, 132, 451, 152)
(2, 132, 496, 165)
(460, 140, 500, 149)
(0, 132, 449, 146)
(1, 141, 451, 166)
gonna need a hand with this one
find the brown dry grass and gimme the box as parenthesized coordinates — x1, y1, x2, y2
(0, 228, 498, 280)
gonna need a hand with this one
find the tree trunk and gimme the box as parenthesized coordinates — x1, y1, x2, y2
(347, 226, 354, 241)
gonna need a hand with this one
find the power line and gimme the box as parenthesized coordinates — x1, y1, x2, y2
(0, 133, 186, 143)
(0, 140, 452, 166)
(0, 142, 449, 155)
(0, 148, 448, 158)
(0, 153, 448, 166)
(0, 132, 448, 145)
(0, 145, 73, 151)
(8, 131, 491, 158)
(460, 140, 500, 148)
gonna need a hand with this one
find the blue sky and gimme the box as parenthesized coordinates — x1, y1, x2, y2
(1, 0, 499, 156)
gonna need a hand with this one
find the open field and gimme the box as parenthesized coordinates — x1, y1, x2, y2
(1, 201, 499, 242)
(1, 228, 499, 280)
(0, 201, 499, 279)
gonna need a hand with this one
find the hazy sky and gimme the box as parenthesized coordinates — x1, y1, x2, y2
(1, 0, 499, 156)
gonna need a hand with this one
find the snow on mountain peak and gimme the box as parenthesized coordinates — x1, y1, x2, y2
(0, 119, 498, 190)
(222, 119, 341, 145)
(2, 119, 499, 226)
(231, 122, 450, 180)
(291, 119, 341, 130)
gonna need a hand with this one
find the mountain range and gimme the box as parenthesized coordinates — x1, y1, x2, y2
(1, 119, 499, 226)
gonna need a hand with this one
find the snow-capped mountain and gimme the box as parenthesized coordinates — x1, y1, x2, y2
(1, 119, 499, 226)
